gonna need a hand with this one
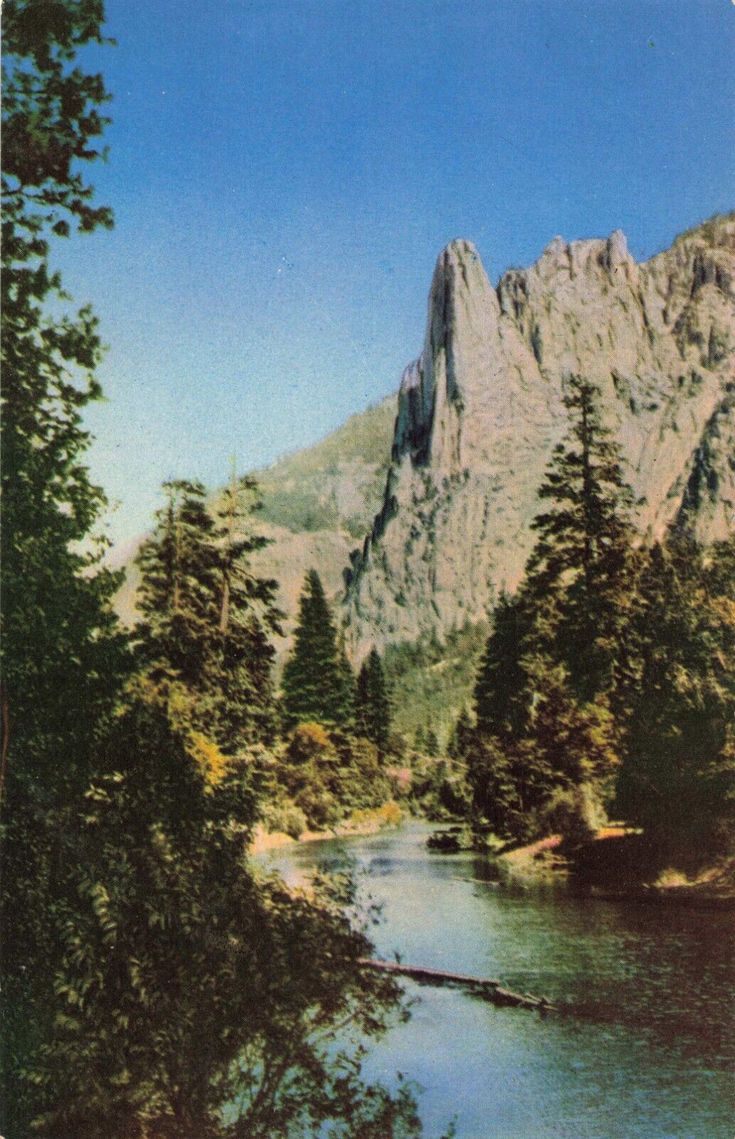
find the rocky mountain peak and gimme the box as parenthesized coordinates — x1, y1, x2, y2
(344, 214, 735, 660)
(394, 238, 501, 469)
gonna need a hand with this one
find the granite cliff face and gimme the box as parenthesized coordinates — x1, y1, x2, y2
(343, 214, 735, 657)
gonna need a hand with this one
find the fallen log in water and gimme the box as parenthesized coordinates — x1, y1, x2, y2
(359, 958, 556, 1013)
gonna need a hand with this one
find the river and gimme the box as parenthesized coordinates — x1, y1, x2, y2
(262, 822, 735, 1139)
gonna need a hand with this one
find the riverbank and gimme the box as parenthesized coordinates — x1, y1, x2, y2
(250, 800, 404, 855)
(497, 833, 568, 880)
(271, 820, 735, 1138)
(498, 829, 735, 906)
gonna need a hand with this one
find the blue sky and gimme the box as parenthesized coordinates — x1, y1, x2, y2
(56, 0, 735, 547)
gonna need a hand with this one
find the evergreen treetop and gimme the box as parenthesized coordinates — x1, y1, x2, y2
(134, 477, 281, 749)
(525, 373, 636, 700)
(356, 647, 391, 754)
(281, 570, 355, 731)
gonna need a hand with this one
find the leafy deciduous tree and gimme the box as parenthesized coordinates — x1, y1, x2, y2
(1, 4, 128, 1126)
(1, 7, 423, 1134)
(20, 702, 421, 1139)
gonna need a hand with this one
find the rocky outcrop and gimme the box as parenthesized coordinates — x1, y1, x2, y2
(343, 214, 735, 657)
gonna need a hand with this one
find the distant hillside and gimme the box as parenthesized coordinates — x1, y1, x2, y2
(254, 397, 395, 539)
(114, 214, 734, 741)
(246, 396, 395, 649)
(114, 396, 396, 639)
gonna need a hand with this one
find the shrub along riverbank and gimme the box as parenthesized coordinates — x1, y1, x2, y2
(484, 828, 735, 906)
(251, 800, 405, 854)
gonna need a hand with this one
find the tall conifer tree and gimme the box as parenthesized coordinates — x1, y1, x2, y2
(356, 648, 391, 754)
(474, 592, 528, 739)
(281, 570, 354, 730)
(615, 534, 735, 852)
(469, 377, 633, 840)
(135, 477, 280, 748)
(524, 374, 635, 700)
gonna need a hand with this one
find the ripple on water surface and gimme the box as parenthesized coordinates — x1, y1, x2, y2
(266, 825, 735, 1138)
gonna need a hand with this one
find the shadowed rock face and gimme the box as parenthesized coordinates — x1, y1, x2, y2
(343, 215, 735, 658)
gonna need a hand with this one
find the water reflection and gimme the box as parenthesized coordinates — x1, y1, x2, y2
(264, 824, 735, 1138)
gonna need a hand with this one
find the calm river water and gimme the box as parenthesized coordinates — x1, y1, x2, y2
(263, 823, 735, 1139)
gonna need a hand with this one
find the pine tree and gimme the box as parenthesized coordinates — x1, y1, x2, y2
(447, 708, 474, 761)
(474, 592, 528, 740)
(469, 377, 634, 842)
(136, 480, 220, 688)
(281, 570, 354, 731)
(425, 728, 440, 757)
(134, 477, 281, 749)
(210, 472, 282, 744)
(356, 648, 391, 754)
(336, 637, 358, 733)
(525, 374, 635, 701)
(615, 534, 735, 854)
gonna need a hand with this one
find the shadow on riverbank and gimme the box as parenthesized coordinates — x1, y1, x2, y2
(498, 829, 735, 909)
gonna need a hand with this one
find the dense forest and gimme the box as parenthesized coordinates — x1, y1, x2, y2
(2, 2, 733, 1136)
(458, 376, 735, 867)
(0, 4, 425, 1136)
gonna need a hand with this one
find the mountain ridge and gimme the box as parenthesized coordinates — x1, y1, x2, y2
(114, 214, 733, 714)
(343, 213, 735, 660)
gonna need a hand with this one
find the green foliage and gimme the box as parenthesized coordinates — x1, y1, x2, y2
(281, 723, 392, 829)
(1, 5, 128, 1126)
(468, 377, 640, 844)
(383, 621, 488, 742)
(524, 374, 635, 701)
(541, 784, 604, 850)
(1, 10, 421, 1133)
(134, 476, 282, 749)
(424, 729, 439, 758)
(447, 708, 474, 761)
(2, 0, 114, 252)
(356, 648, 391, 754)
(409, 754, 471, 821)
(281, 570, 355, 731)
(18, 701, 419, 1138)
(339, 734, 393, 809)
(467, 377, 734, 858)
(261, 796, 309, 839)
(615, 535, 735, 857)
(524, 663, 620, 789)
(474, 593, 527, 740)
(1, 0, 127, 801)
